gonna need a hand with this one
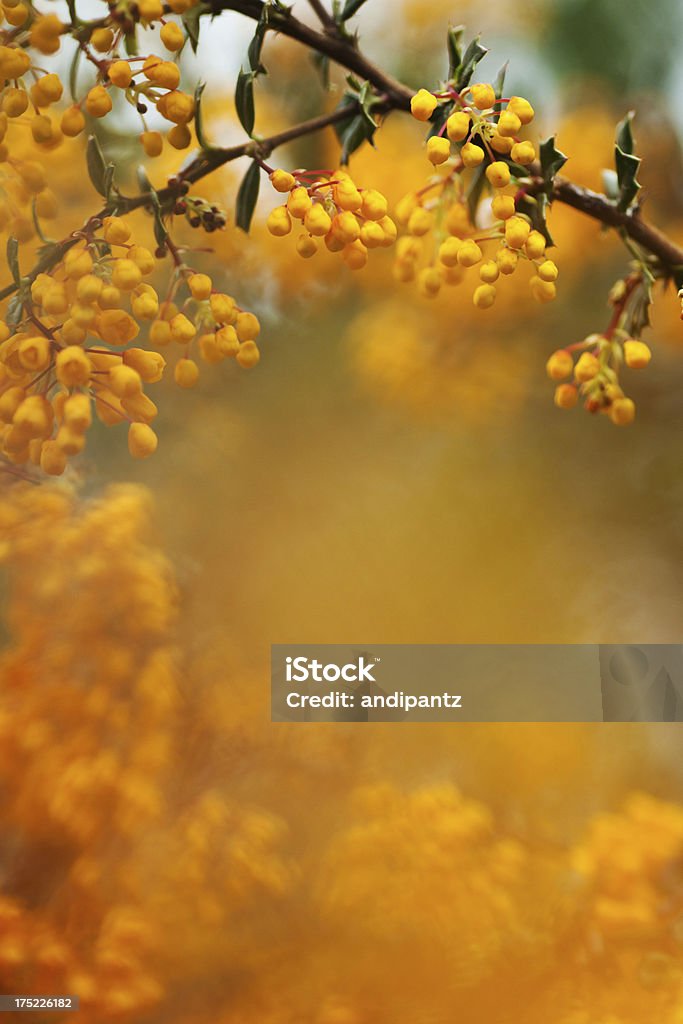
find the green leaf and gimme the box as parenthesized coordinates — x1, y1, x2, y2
(6, 236, 20, 286)
(248, 18, 267, 74)
(68, 46, 81, 103)
(466, 165, 486, 225)
(357, 81, 379, 127)
(312, 52, 330, 90)
(182, 4, 203, 54)
(539, 136, 568, 193)
(517, 191, 555, 247)
(334, 96, 376, 163)
(492, 61, 508, 123)
(456, 36, 488, 88)
(235, 69, 255, 136)
(614, 112, 641, 212)
(194, 81, 210, 150)
(86, 135, 111, 197)
(235, 160, 261, 232)
(123, 30, 138, 56)
(340, 0, 370, 20)
(447, 25, 464, 79)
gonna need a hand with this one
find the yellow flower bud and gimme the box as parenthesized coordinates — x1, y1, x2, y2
(60, 105, 85, 137)
(446, 112, 470, 142)
(438, 237, 462, 267)
(479, 260, 499, 283)
(545, 349, 574, 380)
(304, 204, 332, 237)
(410, 88, 438, 122)
(525, 230, 546, 259)
(128, 422, 158, 458)
(170, 313, 196, 343)
(485, 161, 511, 188)
(103, 216, 132, 245)
(123, 347, 166, 382)
(473, 283, 496, 308)
(141, 131, 163, 157)
(111, 258, 143, 291)
(538, 259, 558, 282)
(175, 357, 199, 387)
(160, 22, 184, 51)
(96, 309, 139, 346)
(504, 216, 531, 249)
(497, 110, 521, 138)
(150, 320, 172, 347)
(407, 206, 433, 237)
(85, 85, 113, 118)
(461, 142, 484, 168)
(427, 136, 451, 165)
(574, 352, 600, 382)
(507, 96, 534, 125)
(287, 186, 313, 219)
(3, 88, 29, 118)
(333, 211, 361, 245)
(417, 267, 441, 297)
(360, 189, 388, 221)
(623, 339, 652, 369)
(109, 60, 133, 88)
(235, 312, 260, 342)
(554, 383, 578, 410)
(270, 169, 296, 193)
(128, 245, 155, 274)
(63, 393, 92, 432)
(109, 363, 142, 398)
(55, 346, 92, 386)
(18, 335, 51, 371)
(610, 397, 636, 425)
(496, 247, 518, 274)
(40, 440, 67, 476)
(510, 141, 536, 165)
(168, 124, 191, 149)
(491, 194, 515, 220)
(470, 83, 496, 109)
(267, 205, 292, 237)
(235, 341, 260, 369)
(209, 293, 236, 325)
(188, 273, 212, 300)
(456, 240, 482, 267)
(90, 27, 114, 51)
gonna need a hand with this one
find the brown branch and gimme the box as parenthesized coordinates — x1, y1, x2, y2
(212, 0, 413, 109)
(306, 0, 338, 34)
(550, 177, 683, 271)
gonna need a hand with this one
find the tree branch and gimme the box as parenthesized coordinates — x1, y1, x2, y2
(306, 0, 338, 34)
(212, 0, 413, 109)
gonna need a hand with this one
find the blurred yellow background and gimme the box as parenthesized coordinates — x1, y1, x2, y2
(3, 0, 683, 1021)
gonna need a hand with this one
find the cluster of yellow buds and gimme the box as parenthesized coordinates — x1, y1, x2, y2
(396, 83, 554, 306)
(266, 167, 397, 270)
(0, 5, 197, 161)
(410, 84, 536, 169)
(0, 215, 260, 475)
(546, 334, 651, 424)
(546, 273, 652, 424)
